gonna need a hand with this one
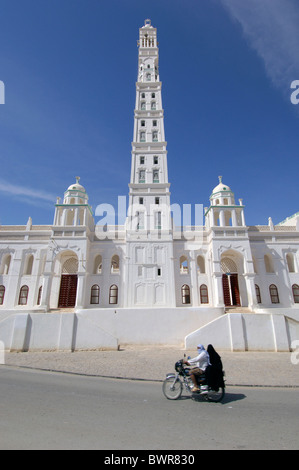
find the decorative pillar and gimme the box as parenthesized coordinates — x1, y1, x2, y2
(189, 252, 199, 306)
(75, 272, 86, 310)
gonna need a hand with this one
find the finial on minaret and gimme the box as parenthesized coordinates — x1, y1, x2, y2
(218, 176, 223, 184)
(75, 176, 80, 184)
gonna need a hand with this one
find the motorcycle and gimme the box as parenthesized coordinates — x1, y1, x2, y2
(162, 355, 225, 402)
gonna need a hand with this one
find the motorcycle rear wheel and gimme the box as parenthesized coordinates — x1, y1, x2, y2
(162, 377, 183, 400)
(206, 387, 225, 403)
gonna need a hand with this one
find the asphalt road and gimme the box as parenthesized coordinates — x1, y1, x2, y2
(0, 366, 298, 450)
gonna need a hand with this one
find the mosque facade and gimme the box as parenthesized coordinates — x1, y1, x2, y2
(0, 20, 298, 351)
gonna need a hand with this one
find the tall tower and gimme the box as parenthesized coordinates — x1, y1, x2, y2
(125, 20, 175, 308)
(127, 19, 171, 233)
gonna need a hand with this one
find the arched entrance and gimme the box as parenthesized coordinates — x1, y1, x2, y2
(221, 256, 241, 307)
(58, 255, 79, 308)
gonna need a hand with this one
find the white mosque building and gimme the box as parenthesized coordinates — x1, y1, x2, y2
(0, 20, 299, 352)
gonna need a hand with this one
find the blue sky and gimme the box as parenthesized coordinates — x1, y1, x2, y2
(0, 0, 298, 226)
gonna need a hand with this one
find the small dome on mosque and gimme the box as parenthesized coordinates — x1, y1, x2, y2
(212, 176, 232, 194)
(67, 177, 86, 193)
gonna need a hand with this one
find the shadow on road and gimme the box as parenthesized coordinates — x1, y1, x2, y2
(179, 391, 247, 404)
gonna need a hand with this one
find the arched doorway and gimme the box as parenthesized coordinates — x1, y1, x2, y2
(221, 256, 241, 307)
(58, 255, 79, 308)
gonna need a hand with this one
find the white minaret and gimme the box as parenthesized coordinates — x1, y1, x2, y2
(124, 20, 176, 308)
(127, 19, 171, 233)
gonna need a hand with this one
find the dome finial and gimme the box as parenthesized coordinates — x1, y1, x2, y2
(218, 175, 223, 184)
(75, 176, 80, 184)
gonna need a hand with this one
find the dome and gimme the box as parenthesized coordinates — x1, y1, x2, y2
(212, 176, 232, 195)
(67, 177, 86, 193)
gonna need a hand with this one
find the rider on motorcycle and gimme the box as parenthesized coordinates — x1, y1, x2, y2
(184, 344, 210, 392)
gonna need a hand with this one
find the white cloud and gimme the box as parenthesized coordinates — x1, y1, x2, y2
(221, 0, 299, 95)
(0, 179, 56, 204)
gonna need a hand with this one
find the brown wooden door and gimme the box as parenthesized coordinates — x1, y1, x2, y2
(222, 273, 241, 307)
(222, 274, 231, 307)
(230, 273, 241, 306)
(58, 275, 78, 308)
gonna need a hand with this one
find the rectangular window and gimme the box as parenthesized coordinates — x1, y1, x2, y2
(155, 212, 162, 230)
(139, 170, 145, 184)
(141, 120, 145, 127)
(157, 268, 162, 277)
(152, 132, 158, 142)
(153, 156, 159, 165)
(153, 170, 159, 183)
(140, 156, 145, 165)
(153, 120, 157, 127)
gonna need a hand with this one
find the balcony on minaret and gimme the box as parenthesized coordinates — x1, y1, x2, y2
(138, 19, 157, 49)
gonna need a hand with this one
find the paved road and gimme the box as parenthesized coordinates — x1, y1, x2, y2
(0, 366, 298, 450)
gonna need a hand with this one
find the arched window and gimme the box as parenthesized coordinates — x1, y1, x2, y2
(264, 254, 274, 273)
(182, 285, 191, 305)
(19, 285, 29, 306)
(24, 255, 34, 275)
(200, 284, 209, 304)
(197, 255, 205, 274)
(0, 286, 5, 305)
(269, 284, 279, 304)
(0, 254, 11, 275)
(255, 284, 262, 304)
(109, 285, 118, 305)
(224, 211, 232, 227)
(93, 255, 102, 274)
(286, 253, 295, 273)
(91, 285, 100, 305)
(111, 255, 120, 273)
(180, 256, 189, 274)
(292, 284, 299, 303)
(37, 286, 42, 306)
(66, 209, 75, 226)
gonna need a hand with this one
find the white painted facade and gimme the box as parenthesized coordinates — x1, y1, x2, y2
(0, 20, 299, 351)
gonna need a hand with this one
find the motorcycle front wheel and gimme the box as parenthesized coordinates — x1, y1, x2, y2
(162, 376, 183, 400)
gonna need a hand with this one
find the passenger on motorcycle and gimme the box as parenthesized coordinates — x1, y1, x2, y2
(184, 344, 210, 392)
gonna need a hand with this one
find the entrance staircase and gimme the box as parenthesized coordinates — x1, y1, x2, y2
(225, 307, 252, 314)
